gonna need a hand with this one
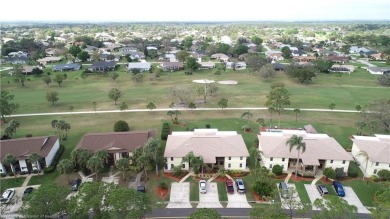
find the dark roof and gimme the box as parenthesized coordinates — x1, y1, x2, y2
(293, 50, 307, 55)
(53, 63, 81, 70)
(76, 131, 156, 153)
(89, 61, 117, 68)
(272, 63, 285, 70)
(0, 136, 59, 161)
(5, 56, 28, 62)
(325, 56, 349, 62)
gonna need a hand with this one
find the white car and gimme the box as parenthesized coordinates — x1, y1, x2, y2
(1, 188, 16, 204)
(199, 180, 207, 194)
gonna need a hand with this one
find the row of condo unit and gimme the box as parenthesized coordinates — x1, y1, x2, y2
(1, 127, 389, 178)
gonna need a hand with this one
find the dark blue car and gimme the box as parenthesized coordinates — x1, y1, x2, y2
(332, 181, 345, 197)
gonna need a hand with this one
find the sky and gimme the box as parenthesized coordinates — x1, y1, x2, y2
(1, 0, 389, 22)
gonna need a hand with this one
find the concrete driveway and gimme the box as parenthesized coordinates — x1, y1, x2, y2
(277, 183, 302, 209)
(227, 182, 251, 208)
(197, 182, 223, 208)
(4, 185, 41, 214)
(166, 182, 192, 208)
(342, 187, 370, 214)
(304, 184, 322, 210)
(304, 185, 370, 214)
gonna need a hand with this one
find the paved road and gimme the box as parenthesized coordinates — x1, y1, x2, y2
(356, 59, 376, 67)
(7, 107, 361, 119)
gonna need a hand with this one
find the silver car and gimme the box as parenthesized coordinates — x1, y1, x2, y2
(235, 179, 246, 193)
(199, 180, 207, 194)
(1, 188, 15, 204)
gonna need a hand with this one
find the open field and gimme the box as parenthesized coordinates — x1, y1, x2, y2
(1, 65, 388, 115)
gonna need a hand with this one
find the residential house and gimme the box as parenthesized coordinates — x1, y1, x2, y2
(124, 51, 145, 60)
(161, 62, 184, 71)
(100, 53, 121, 62)
(258, 129, 352, 176)
(366, 67, 390, 75)
(198, 61, 215, 69)
(370, 53, 388, 61)
(266, 51, 284, 61)
(329, 64, 355, 73)
(226, 62, 246, 70)
(0, 136, 60, 174)
(37, 57, 62, 65)
(351, 135, 390, 177)
(84, 45, 98, 55)
(22, 66, 34, 74)
(88, 61, 117, 72)
(325, 56, 350, 64)
(238, 53, 250, 61)
(272, 63, 285, 71)
(164, 129, 249, 172)
(119, 47, 137, 54)
(52, 63, 82, 72)
(163, 53, 177, 62)
(8, 51, 28, 57)
(292, 50, 307, 57)
(128, 62, 151, 72)
(4, 56, 28, 64)
(76, 131, 156, 164)
(293, 56, 316, 63)
(289, 47, 299, 52)
(211, 53, 229, 62)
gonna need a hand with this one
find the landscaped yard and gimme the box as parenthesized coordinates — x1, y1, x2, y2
(290, 180, 312, 204)
(0, 178, 24, 193)
(186, 177, 199, 202)
(217, 182, 228, 202)
(343, 180, 383, 207)
(145, 172, 174, 207)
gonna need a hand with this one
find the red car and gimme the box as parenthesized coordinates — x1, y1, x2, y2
(226, 180, 234, 194)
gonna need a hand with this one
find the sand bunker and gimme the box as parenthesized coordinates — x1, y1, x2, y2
(218, 80, 238, 85)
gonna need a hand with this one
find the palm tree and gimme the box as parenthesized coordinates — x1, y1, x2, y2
(115, 158, 130, 181)
(95, 150, 108, 165)
(293, 108, 301, 126)
(8, 120, 21, 135)
(268, 106, 275, 128)
(182, 151, 204, 174)
(57, 159, 74, 183)
(57, 120, 67, 139)
(87, 155, 104, 180)
(249, 147, 263, 169)
(241, 111, 253, 125)
(357, 151, 370, 180)
(29, 153, 42, 174)
(3, 154, 17, 178)
(144, 138, 161, 176)
(286, 135, 306, 178)
(63, 122, 71, 139)
(136, 153, 149, 181)
(71, 148, 92, 171)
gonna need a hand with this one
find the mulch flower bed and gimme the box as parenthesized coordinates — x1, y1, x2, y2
(163, 172, 182, 182)
(214, 176, 229, 182)
(155, 187, 169, 199)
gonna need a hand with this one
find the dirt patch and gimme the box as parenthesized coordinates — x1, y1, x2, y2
(288, 175, 316, 182)
(252, 192, 270, 202)
(213, 176, 229, 182)
(155, 187, 169, 199)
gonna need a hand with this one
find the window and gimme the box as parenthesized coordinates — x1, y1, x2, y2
(228, 157, 231, 160)
(330, 160, 333, 163)
(269, 164, 273, 168)
(171, 157, 173, 161)
(343, 160, 346, 164)
(240, 163, 243, 168)
(374, 169, 377, 174)
(376, 162, 379, 166)
(182, 164, 185, 168)
(228, 163, 231, 168)
(170, 164, 174, 169)
(282, 158, 285, 162)
(122, 152, 129, 158)
(240, 157, 243, 160)
(270, 157, 273, 161)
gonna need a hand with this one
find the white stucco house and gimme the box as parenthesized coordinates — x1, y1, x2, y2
(164, 129, 249, 172)
(258, 129, 353, 176)
(351, 134, 390, 177)
(0, 136, 60, 174)
(76, 131, 156, 164)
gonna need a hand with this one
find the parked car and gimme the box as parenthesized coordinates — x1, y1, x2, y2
(316, 184, 329, 196)
(332, 181, 345, 197)
(1, 188, 15, 204)
(72, 178, 82, 191)
(235, 179, 246, 193)
(137, 185, 146, 193)
(225, 180, 234, 194)
(199, 180, 207, 194)
(279, 182, 290, 199)
(22, 187, 34, 200)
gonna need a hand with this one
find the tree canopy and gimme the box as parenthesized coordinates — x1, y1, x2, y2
(0, 91, 20, 123)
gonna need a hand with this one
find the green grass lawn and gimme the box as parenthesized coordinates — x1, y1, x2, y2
(145, 172, 174, 207)
(0, 178, 25, 193)
(343, 180, 382, 207)
(187, 177, 199, 201)
(290, 180, 312, 204)
(217, 182, 228, 201)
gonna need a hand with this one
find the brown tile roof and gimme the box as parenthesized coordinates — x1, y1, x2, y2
(164, 130, 249, 163)
(258, 134, 353, 164)
(161, 62, 184, 68)
(76, 131, 156, 153)
(0, 136, 59, 161)
(352, 135, 390, 163)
